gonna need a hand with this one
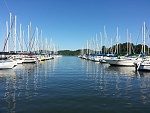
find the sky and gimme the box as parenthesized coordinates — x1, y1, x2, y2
(0, 0, 150, 51)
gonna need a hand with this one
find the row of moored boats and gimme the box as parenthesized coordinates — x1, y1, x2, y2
(0, 54, 62, 69)
(78, 54, 150, 71)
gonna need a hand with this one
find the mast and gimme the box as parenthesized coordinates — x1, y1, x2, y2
(100, 32, 102, 54)
(86, 40, 88, 55)
(36, 27, 38, 53)
(55, 44, 58, 55)
(129, 33, 131, 54)
(111, 38, 113, 54)
(50, 38, 52, 55)
(30, 22, 32, 52)
(127, 29, 129, 55)
(14, 15, 17, 53)
(92, 37, 94, 54)
(28, 22, 32, 53)
(9, 13, 12, 52)
(104, 25, 106, 54)
(143, 22, 146, 53)
(53, 43, 55, 54)
(40, 30, 43, 53)
(19, 23, 22, 52)
(95, 34, 99, 54)
(6, 21, 8, 52)
(142, 26, 143, 53)
(45, 38, 47, 53)
(95, 34, 97, 53)
(28, 24, 29, 52)
(81, 46, 84, 55)
(119, 35, 121, 54)
(23, 31, 24, 52)
(116, 27, 119, 54)
(29, 22, 32, 52)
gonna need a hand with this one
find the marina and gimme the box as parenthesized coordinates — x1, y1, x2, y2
(0, 56, 150, 113)
(1, 0, 150, 112)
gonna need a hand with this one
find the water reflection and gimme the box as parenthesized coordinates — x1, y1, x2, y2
(0, 69, 16, 113)
(0, 58, 59, 113)
(85, 61, 150, 108)
(106, 66, 135, 76)
(1, 57, 150, 113)
(137, 71, 150, 78)
(136, 71, 150, 105)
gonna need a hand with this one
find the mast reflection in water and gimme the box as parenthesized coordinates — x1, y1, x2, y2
(0, 56, 150, 113)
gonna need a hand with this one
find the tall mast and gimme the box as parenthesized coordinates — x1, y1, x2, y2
(40, 30, 43, 53)
(143, 22, 146, 53)
(100, 32, 102, 54)
(90, 37, 92, 54)
(28, 24, 29, 52)
(95, 34, 99, 54)
(116, 27, 119, 54)
(142, 26, 143, 53)
(45, 38, 47, 53)
(36, 27, 38, 53)
(28, 22, 32, 52)
(55, 44, 58, 55)
(129, 33, 132, 54)
(92, 37, 95, 54)
(30, 22, 32, 52)
(50, 38, 52, 55)
(53, 43, 55, 54)
(9, 13, 12, 52)
(14, 15, 17, 53)
(20, 23, 22, 52)
(127, 29, 129, 55)
(86, 40, 88, 55)
(23, 31, 24, 52)
(104, 25, 106, 53)
(6, 21, 8, 52)
(111, 38, 113, 54)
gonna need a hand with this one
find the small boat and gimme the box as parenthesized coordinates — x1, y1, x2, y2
(100, 54, 118, 63)
(22, 57, 37, 63)
(15, 58, 24, 64)
(105, 57, 142, 66)
(135, 59, 150, 71)
(0, 60, 17, 69)
(93, 56, 101, 62)
(40, 57, 46, 61)
(21, 54, 38, 63)
(91, 54, 102, 62)
(100, 56, 109, 63)
(12, 56, 24, 64)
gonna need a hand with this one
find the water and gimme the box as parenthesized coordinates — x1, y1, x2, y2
(0, 56, 150, 113)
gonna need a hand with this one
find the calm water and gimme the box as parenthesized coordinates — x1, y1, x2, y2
(0, 56, 150, 113)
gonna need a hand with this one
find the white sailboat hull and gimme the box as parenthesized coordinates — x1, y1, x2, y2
(22, 57, 37, 63)
(0, 60, 17, 69)
(138, 64, 150, 71)
(137, 60, 150, 71)
(105, 58, 138, 66)
(16, 59, 24, 64)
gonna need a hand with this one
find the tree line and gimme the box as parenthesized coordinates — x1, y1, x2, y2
(58, 42, 150, 56)
(58, 50, 81, 56)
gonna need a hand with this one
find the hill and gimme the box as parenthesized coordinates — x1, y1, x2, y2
(58, 50, 81, 56)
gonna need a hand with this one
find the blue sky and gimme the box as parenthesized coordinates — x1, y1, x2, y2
(0, 0, 150, 51)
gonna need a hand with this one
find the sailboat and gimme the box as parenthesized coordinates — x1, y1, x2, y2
(21, 54, 37, 63)
(105, 26, 144, 66)
(0, 13, 17, 69)
(105, 56, 140, 66)
(135, 58, 150, 71)
(0, 59, 17, 69)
